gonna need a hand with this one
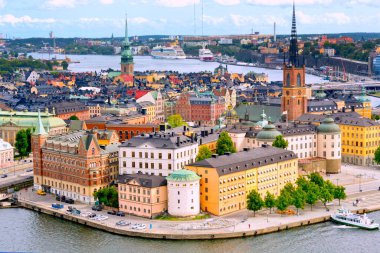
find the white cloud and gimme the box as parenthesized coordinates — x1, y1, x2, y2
(99, 0, 114, 4)
(246, 0, 332, 6)
(0, 0, 6, 9)
(230, 14, 258, 26)
(214, 0, 240, 5)
(0, 14, 56, 25)
(297, 11, 351, 25)
(129, 17, 149, 24)
(348, 0, 380, 6)
(203, 15, 226, 25)
(155, 0, 200, 7)
(230, 14, 286, 27)
(44, 0, 87, 8)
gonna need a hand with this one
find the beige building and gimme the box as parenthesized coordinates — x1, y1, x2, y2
(118, 173, 167, 218)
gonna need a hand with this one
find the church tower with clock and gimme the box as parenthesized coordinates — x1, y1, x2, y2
(281, 3, 307, 122)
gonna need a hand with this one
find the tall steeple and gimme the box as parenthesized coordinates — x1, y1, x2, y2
(289, 1, 299, 67)
(35, 109, 47, 136)
(124, 14, 129, 44)
(120, 13, 134, 77)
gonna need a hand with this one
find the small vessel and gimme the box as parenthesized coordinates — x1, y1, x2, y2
(331, 208, 379, 230)
(199, 43, 214, 61)
(151, 40, 186, 60)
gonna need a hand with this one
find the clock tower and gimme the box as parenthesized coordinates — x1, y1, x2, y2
(281, 3, 307, 122)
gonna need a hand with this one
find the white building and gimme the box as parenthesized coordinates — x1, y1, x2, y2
(119, 133, 198, 177)
(166, 169, 200, 217)
(0, 139, 14, 174)
(219, 38, 233, 45)
(26, 71, 40, 84)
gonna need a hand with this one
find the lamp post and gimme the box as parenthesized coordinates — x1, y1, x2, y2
(358, 174, 363, 192)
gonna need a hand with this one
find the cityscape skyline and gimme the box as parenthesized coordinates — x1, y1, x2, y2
(0, 0, 379, 38)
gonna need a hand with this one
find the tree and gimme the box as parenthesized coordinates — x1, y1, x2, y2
(61, 60, 69, 70)
(264, 191, 276, 214)
(247, 190, 264, 217)
(272, 135, 288, 149)
(293, 188, 306, 214)
(25, 128, 33, 154)
(305, 182, 319, 210)
(93, 187, 119, 208)
(334, 186, 346, 206)
(296, 177, 310, 192)
(167, 114, 187, 128)
(196, 146, 212, 161)
(15, 129, 29, 158)
(69, 115, 79, 120)
(308, 172, 324, 187)
(276, 192, 290, 212)
(374, 146, 380, 164)
(319, 185, 334, 210)
(216, 131, 236, 155)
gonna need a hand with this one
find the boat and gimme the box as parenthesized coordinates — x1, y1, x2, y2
(151, 40, 186, 60)
(199, 44, 214, 61)
(331, 208, 379, 230)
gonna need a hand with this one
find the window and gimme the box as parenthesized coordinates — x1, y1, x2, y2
(132, 162, 135, 168)
(168, 164, 172, 170)
(286, 73, 290, 86)
(159, 153, 162, 159)
(123, 151, 126, 157)
(297, 73, 301, 86)
(151, 153, 154, 159)
(139, 152, 142, 158)
(205, 178, 208, 183)
(168, 153, 172, 159)
(145, 152, 148, 158)
(159, 163, 162, 170)
(132, 152, 135, 158)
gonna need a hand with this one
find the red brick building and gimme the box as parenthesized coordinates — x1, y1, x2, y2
(50, 101, 90, 121)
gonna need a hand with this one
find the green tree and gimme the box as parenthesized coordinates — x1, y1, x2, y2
(69, 115, 79, 120)
(216, 131, 236, 155)
(374, 146, 380, 164)
(308, 172, 324, 187)
(305, 182, 320, 210)
(296, 177, 310, 192)
(319, 185, 334, 210)
(247, 190, 264, 217)
(196, 146, 213, 161)
(61, 60, 69, 70)
(25, 128, 33, 154)
(93, 186, 119, 208)
(272, 135, 288, 149)
(334, 186, 346, 206)
(167, 114, 187, 128)
(293, 188, 306, 214)
(264, 191, 276, 214)
(15, 129, 29, 158)
(276, 191, 290, 212)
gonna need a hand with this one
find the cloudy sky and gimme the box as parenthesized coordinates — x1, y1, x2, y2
(0, 0, 379, 38)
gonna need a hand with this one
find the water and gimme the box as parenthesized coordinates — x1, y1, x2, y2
(1, 208, 379, 253)
(29, 53, 326, 84)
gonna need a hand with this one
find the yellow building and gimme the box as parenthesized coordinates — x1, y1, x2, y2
(139, 101, 156, 123)
(340, 117, 380, 166)
(186, 146, 298, 216)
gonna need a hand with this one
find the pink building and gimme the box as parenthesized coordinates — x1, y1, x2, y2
(118, 173, 167, 218)
(0, 139, 14, 174)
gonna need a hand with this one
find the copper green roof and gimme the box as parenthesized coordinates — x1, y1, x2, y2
(166, 169, 200, 182)
(256, 124, 282, 140)
(0, 110, 66, 130)
(317, 117, 341, 134)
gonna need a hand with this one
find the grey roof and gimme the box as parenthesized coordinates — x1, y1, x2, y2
(235, 104, 282, 123)
(335, 117, 380, 127)
(120, 133, 196, 149)
(190, 146, 296, 176)
(118, 173, 167, 188)
(296, 112, 361, 123)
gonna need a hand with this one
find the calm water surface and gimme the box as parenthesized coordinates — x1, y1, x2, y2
(1, 208, 379, 253)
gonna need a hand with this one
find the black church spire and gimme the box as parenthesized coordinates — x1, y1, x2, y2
(289, 1, 299, 67)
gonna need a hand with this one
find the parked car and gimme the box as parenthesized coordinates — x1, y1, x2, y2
(60, 196, 66, 202)
(55, 196, 60, 201)
(1, 174, 8, 178)
(88, 213, 96, 218)
(107, 210, 116, 215)
(92, 205, 102, 211)
(65, 199, 74, 204)
(26, 169, 33, 172)
(116, 211, 125, 217)
(116, 220, 130, 226)
(131, 224, 146, 230)
(37, 189, 46, 196)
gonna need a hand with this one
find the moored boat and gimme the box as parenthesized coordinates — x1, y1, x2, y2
(331, 208, 379, 230)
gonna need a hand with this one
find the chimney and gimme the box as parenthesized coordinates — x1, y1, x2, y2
(171, 132, 174, 137)
(183, 125, 187, 131)
(177, 136, 180, 146)
(211, 129, 214, 134)
(201, 131, 205, 137)
(351, 105, 355, 112)
(199, 138, 203, 145)
(205, 130, 209, 136)
(212, 154, 218, 158)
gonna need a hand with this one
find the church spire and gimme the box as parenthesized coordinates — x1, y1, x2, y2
(34, 109, 47, 136)
(289, 1, 299, 67)
(124, 13, 129, 44)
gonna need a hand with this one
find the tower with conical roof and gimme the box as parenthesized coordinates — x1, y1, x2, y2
(281, 1, 307, 122)
(32, 109, 48, 190)
(121, 14, 134, 77)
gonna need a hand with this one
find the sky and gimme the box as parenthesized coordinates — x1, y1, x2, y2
(0, 0, 379, 38)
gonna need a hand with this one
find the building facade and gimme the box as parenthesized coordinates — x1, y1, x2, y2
(0, 139, 14, 172)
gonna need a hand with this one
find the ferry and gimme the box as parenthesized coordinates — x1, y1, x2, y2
(331, 208, 379, 230)
(151, 40, 186, 60)
(199, 44, 214, 61)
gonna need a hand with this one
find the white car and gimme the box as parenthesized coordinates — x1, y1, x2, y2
(95, 215, 108, 221)
(131, 224, 146, 230)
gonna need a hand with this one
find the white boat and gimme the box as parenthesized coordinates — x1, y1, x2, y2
(331, 208, 379, 230)
(151, 45, 186, 60)
(199, 44, 214, 61)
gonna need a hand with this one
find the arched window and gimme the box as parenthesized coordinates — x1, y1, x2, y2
(297, 73, 301, 87)
(286, 74, 291, 86)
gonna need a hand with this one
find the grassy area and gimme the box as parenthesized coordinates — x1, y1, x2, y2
(370, 92, 380, 97)
(155, 213, 210, 221)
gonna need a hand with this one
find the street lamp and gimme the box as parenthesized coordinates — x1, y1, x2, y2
(358, 174, 363, 192)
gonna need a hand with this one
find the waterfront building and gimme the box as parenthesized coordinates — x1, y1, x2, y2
(119, 133, 198, 176)
(281, 3, 308, 122)
(186, 146, 298, 216)
(118, 173, 167, 218)
(0, 109, 66, 145)
(32, 111, 119, 203)
(0, 139, 14, 171)
(166, 169, 200, 217)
